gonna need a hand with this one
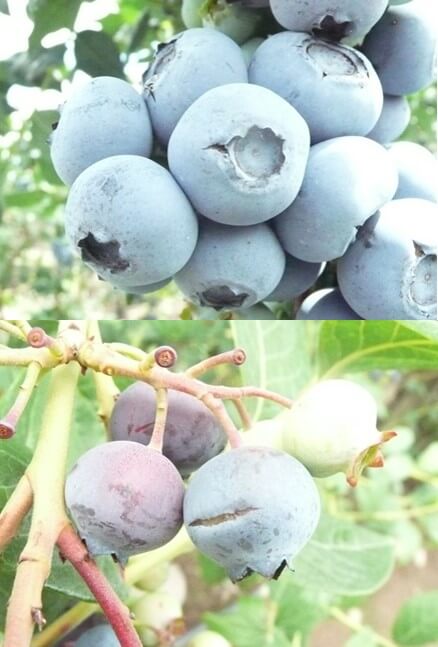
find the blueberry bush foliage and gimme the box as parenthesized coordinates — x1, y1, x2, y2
(0, 320, 438, 646)
(0, 0, 436, 320)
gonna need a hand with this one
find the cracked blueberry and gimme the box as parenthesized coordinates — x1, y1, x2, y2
(143, 28, 248, 145)
(65, 441, 185, 563)
(50, 76, 153, 186)
(65, 155, 198, 287)
(109, 382, 227, 478)
(269, 0, 388, 42)
(337, 199, 437, 320)
(168, 83, 310, 226)
(183, 446, 320, 581)
(249, 32, 383, 143)
(175, 219, 286, 310)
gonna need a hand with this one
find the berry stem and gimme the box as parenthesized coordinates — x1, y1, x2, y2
(56, 525, 142, 647)
(149, 387, 168, 452)
(4, 324, 85, 647)
(329, 606, 398, 647)
(0, 320, 29, 342)
(201, 393, 242, 448)
(185, 348, 246, 378)
(0, 362, 42, 439)
(88, 322, 120, 430)
(106, 342, 150, 362)
(0, 474, 33, 552)
(232, 398, 252, 430)
(210, 385, 293, 409)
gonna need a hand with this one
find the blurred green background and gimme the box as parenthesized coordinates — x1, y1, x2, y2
(0, 0, 436, 320)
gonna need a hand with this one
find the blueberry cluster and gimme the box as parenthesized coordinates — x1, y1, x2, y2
(51, 0, 437, 319)
(65, 384, 320, 581)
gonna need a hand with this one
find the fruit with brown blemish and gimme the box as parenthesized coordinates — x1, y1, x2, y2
(65, 441, 185, 563)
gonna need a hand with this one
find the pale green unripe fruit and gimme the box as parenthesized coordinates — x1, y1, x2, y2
(279, 379, 394, 485)
(132, 591, 183, 646)
(136, 562, 170, 592)
(188, 631, 232, 647)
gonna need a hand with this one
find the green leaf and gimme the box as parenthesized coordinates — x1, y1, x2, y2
(198, 553, 227, 585)
(231, 321, 317, 421)
(293, 515, 395, 596)
(28, 0, 82, 50)
(270, 573, 329, 641)
(393, 591, 438, 645)
(317, 321, 438, 377)
(205, 597, 291, 647)
(75, 30, 124, 78)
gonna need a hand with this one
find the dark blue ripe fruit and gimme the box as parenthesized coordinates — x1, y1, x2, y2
(184, 446, 320, 582)
(76, 625, 120, 647)
(109, 382, 227, 478)
(65, 441, 185, 563)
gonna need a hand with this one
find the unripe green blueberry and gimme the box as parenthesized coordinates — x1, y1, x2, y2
(132, 591, 184, 646)
(136, 562, 171, 592)
(279, 379, 395, 485)
(156, 563, 187, 606)
(188, 631, 232, 647)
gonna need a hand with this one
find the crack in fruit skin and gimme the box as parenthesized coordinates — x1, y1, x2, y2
(189, 507, 259, 526)
(183, 446, 320, 581)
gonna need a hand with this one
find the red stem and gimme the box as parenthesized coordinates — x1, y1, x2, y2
(57, 525, 141, 647)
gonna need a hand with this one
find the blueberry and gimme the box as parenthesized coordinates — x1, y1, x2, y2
(269, 0, 388, 42)
(175, 219, 286, 310)
(183, 446, 320, 581)
(367, 95, 411, 145)
(362, 0, 438, 96)
(109, 382, 227, 477)
(266, 255, 325, 302)
(103, 276, 172, 295)
(143, 28, 248, 146)
(274, 136, 398, 262)
(76, 625, 120, 647)
(168, 83, 310, 225)
(241, 36, 265, 67)
(249, 32, 383, 144)
(201, 1, 262, 44)
(50, 77, 153, 186)
(387, 142, 438, 203)
(296, 288, 362, 320)
(65, 441, 185, 563)
(65, 155, 198, 287)
(337, 199, 437, 320)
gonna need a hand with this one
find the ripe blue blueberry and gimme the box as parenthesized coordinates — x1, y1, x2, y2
(168, 83, 310, 226)
(296, 288, 362, 320)
(65, 155, 198, 287)
(175, 219, 286, 310)
(143, 28, 248, 145)
(50, 77, 153, 186)
(337, 199, 437, 320)
(274, 136, 398, 263)
(249, 32, 383, 143)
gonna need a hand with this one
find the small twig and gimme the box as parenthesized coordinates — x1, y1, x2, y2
(57, 525, 142, 647)
(0, 362, 42, 439)
(201, 393, 242, 448)
(185, 348, 246, 378)
(210, 385, 293, 409)
(149, 388, 168, 452)
(106, 342, 149, 362)
(0, 321, 28, 342)
(31, 601, 98, 647)
(88, 322, 120, 431)
(232, 399, 252, 430)
(329, 606, 398, 647)
(0, 475, 33, 552)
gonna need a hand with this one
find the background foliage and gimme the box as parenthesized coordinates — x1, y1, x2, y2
(0, 320, 438, 645)
(0, 1, 436, 319)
